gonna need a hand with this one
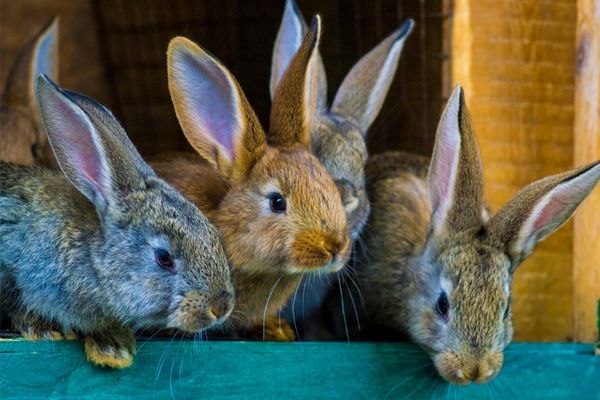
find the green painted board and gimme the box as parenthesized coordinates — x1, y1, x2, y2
(0, 340, 598, 399)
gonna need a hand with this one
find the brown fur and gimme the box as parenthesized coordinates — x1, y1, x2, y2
(1, 17, 58, 167)
(153, 17, 350, 340)
(353, 87, 600, 384)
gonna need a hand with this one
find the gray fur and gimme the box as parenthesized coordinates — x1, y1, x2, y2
(0, 76, 234, 368)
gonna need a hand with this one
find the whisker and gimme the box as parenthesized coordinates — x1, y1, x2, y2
(337, 273, 350, 343)
(291, 273, 304, 344)
(262, 274, 283, 341)
(341, 271, 361, 330)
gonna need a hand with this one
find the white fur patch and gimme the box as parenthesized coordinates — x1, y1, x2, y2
(440, 277, 453, 294)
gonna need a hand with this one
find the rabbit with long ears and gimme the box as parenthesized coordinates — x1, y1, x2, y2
(1, 17, 59, 167)
(271, 0, 414, 238)
(0, 76, 235, 368)
(151, 16, 350, 341)
(270, 0, 413, 334)
(352, 86, 600, 384)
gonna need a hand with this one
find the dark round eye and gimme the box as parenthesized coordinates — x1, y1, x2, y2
(30, 143, 38, 157)
(436, 291, 450, 320)
(268, 192, 287, 213)
(155, 249, 174, 272)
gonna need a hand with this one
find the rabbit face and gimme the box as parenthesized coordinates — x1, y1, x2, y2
(313, 117, 369, 239)
(216, 146, 351, 275)
(101, 179, 234, 333)
(412, 236, 513, 385)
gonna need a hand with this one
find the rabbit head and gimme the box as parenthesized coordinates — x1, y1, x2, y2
(270, 0, 414, 238)
(1, 17, 58, 167)
(167, 16, 350, 276)
(408, 87, 600, 384)
(35, 76, 235, 333)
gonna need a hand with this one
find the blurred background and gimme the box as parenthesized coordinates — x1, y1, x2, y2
(1, 0, 598, 343)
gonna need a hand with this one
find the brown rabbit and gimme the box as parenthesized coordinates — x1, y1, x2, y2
(270, 0, 413, 238)
(350, 87, 600, 384)
(152, 17, 351, 341)
(1, 17, 58, 167)
(270, 2, 414, 335)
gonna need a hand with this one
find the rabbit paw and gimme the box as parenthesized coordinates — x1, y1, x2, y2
(251, 316, 296, 341)
(12, 314, 76, 341)
(84, 327, 136, 369)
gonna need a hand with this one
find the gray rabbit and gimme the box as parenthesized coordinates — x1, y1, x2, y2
(0, 75, 235, 368)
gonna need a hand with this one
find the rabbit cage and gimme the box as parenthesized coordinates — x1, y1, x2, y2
(1, 0, 599, 399)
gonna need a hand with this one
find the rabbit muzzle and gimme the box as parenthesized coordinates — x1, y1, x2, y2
(433, 349, 503, 385)
(289, 229, 351, 273)
(167, 290, 235, 333)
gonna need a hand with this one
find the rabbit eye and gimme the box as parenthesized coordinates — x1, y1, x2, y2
(155, 249, 175, 272)
(436, 291, 449, 320)
(30, 143, 38, 157)
(268, 192, 287, 213)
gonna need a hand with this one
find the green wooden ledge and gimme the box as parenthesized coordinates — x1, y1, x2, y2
(0, 340, 598, 399)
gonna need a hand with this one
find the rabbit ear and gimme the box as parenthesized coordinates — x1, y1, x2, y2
(62, 88, 156, 183)
(35, 75, 112, 213)
(330, 20, 413, 134)
(486, 161, 600, 269)
(3, 17, 59, 112)
(168, 37, 266, 180)
(428, 86, 484, 236)
(269, 15, 321, 150)
(270, 0, 327, 112)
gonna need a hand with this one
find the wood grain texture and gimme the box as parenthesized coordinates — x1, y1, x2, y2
(573, 0, 600, 343)
(452, 0, 577, 341)
(0, 340, 598, 399)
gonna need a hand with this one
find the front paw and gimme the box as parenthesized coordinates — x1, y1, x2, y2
(12, 314, 76, 341)
(84, 328, 136, 369)
(251, 316, 296, 342)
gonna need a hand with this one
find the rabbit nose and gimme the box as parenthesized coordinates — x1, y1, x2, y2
(327, 234, 350, 260)
(209, 290, 235, 320)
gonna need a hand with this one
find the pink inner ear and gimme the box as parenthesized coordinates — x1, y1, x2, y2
(531, 184, 578, 235)
(271, 0, 305, 95)
(48, 92, 110, 199)
(173, 51, 239, 162)
(429, 92, 461, 228)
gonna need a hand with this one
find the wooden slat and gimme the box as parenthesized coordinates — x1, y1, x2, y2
(573, 0, 600, 343)
(0, 340, 598, 399)
(452, 0, 577, 341)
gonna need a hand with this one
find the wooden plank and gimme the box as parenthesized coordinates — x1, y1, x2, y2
(0, 341, 597, 399)
(452, 0, 577, 341)
(573, 0, 600, 344)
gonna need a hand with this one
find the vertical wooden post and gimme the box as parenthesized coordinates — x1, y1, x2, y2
(452, 0, 577, 340)
(573, 0, 600, 344)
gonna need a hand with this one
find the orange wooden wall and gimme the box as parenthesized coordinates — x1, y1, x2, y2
(453, 0, 600, 341)
(573, 0, 600, 343)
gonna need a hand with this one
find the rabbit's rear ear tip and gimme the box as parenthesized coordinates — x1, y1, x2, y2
(50, 15, 59, 27)
(309, 15, 322, 33)
(399, 19, 415, 37)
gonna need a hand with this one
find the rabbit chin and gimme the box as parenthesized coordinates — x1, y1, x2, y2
(287, 257, 346, 274)
(433, 350, 503, 385)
